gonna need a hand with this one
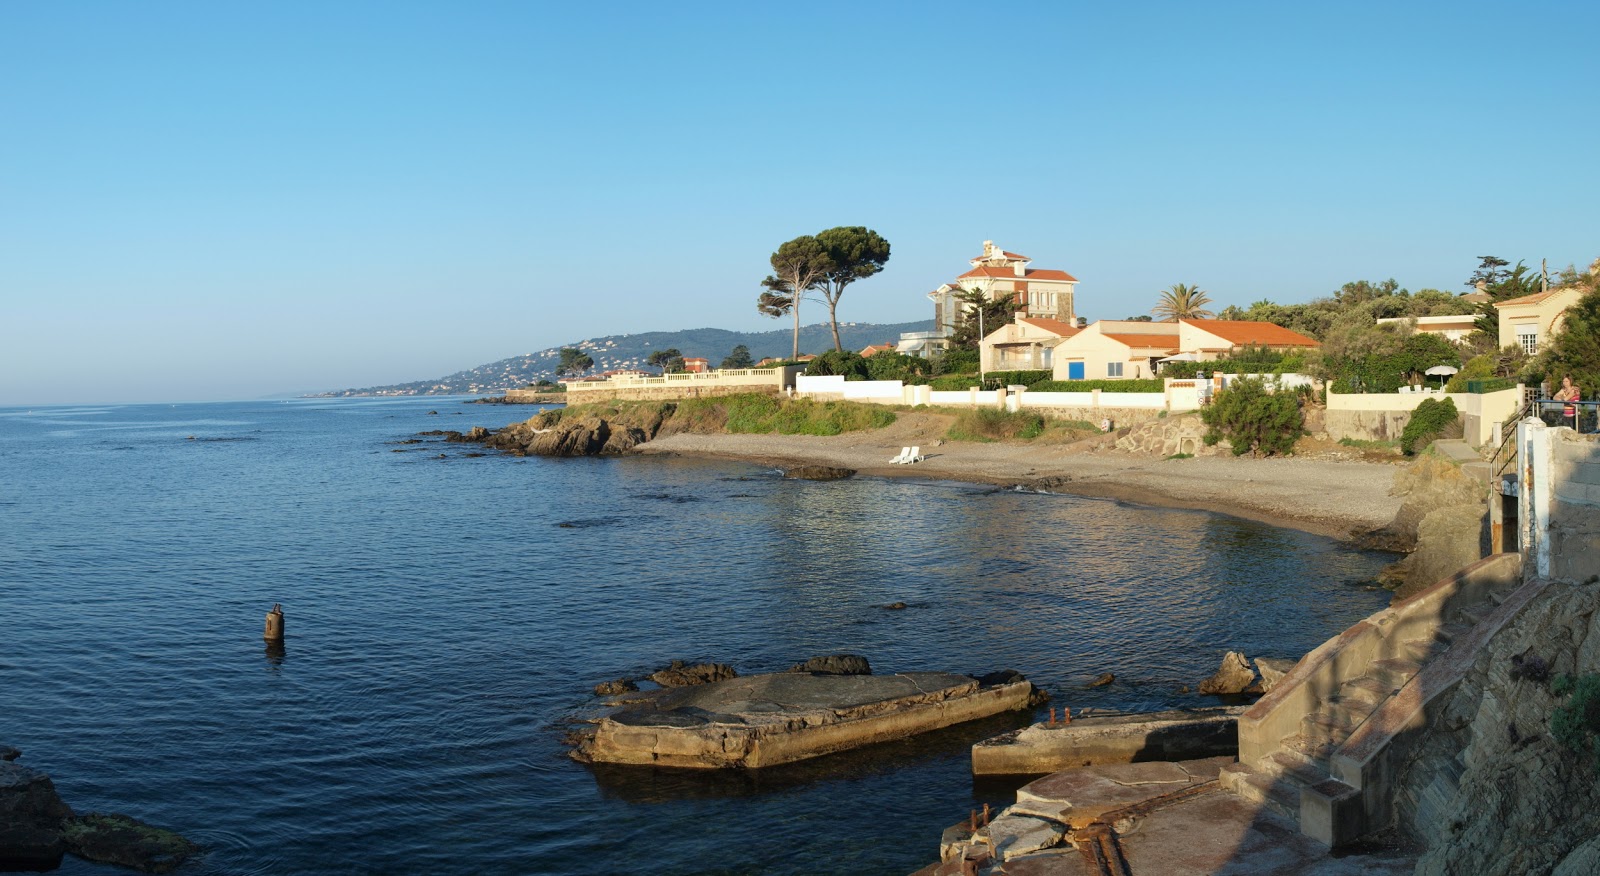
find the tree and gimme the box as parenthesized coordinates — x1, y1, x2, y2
(556, 347, 594, 377)
(1201, 378, 1305, 457)
(1469, 259, 1544, 343)
(720, 344, 754, 369)
(647, 348, 685, 374)
(1465, 256, 1511, 291)
(1123, 314, 1154, 322)
(760, 235, 833, 359)
(1153, 283, 1214, 320)
(814, 226, 891, 352)
(947, 288, 1022, 351)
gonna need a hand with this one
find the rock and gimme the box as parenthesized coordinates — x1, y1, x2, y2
(426, 410, 438, 415)
(781, 465, 855, 480)
(0, 822, 66, 871)
(1197, 651, 1256, 695)
(0, 761, 74, 828)
(1088, 673, 1115, 688)
(1255, 658, 1298, 693)
(977, 669, 1025, 687)
(62, 813, 198, 874)
(649, 661, 737, 687)
(883, 602, 908, 610)
(1386, 504, 1488, 600)
(0, 746, 19, 762)
(0, 761, 73, 872)
(446, 426, 490, 442)
(789, 654, 872, 676)
(594, 679, 637, 696)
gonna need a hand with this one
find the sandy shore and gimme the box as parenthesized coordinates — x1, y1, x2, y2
(636, 419, 1404, 542)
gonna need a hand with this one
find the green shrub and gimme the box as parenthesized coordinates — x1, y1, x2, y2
(936, 348, 979, 375)
(1162, 347, 1308, 379)
(672, 394, 893, 436)
(863, 351, 933, 385)
(1552, 674, 1600, 768)
(984, 369, 1052, 387)
(946, 408, 1046, 442)
(805, 350, 870, 379)
(1028, 379, 1165, 393)
(1444, 353, 1497, 392)
(1200, 378, 1305, 456)
(1400, 397, 1459, 455)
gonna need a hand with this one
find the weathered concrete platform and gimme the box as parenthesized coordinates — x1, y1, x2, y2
(922, 757, 1416, 875)
(578, 671, 1033, 769)
(972, 707, 1245, 775)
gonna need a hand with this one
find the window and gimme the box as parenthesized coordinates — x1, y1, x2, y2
(1517, 328, 1539, 355)
(1108, 362, 1124, 378)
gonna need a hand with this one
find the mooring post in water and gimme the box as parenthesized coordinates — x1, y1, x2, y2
(982, 803, 991, 826)
(1062, 706, 1071, 725)
(264, 603, 284, 642)
(969, 810, 976, 832)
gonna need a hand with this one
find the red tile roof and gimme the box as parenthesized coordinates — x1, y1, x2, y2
(1181, 319, 1319, 347)
(859, 344, 896, 356)
(1017, 317, 1081, 337)
(1493, 289, 1566, 307)
(957, 266, 1079, 282)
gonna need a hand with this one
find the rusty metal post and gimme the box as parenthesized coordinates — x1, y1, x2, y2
(264, 603, 285, 642)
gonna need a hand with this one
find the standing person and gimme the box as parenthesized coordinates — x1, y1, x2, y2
(1553, 374, 1582, 428)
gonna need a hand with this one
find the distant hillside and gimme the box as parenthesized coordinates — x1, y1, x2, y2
(310, 321, 934, 397)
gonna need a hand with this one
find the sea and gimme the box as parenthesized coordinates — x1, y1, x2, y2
(0, 397, 1396, 875)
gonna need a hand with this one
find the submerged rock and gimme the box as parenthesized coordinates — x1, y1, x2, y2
(781, 465, 856, 481)
(788, 654, 872, 676)
(62, 813, 199, 874)
(1087, 673, 1115, 688)
(0, 760, 74, 828)
(1198, 651, 1257, 695)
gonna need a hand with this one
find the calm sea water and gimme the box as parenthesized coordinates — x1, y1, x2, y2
(0, 398, 1394, 875)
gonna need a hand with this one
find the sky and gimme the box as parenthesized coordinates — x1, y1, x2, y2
(2, 1, 1597, 405)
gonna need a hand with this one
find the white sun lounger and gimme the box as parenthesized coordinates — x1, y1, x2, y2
(889, 447, 911, 464)
(906, 446, 923, 464)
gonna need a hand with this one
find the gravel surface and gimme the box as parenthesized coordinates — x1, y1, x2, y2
(638, 419, 1404, 541)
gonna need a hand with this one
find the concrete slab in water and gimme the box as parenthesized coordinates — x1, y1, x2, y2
(578, 671, 1033, 769)
(973, 707, 1245, 775)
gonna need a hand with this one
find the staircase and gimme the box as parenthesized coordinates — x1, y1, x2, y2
(1221, 553, 1530, 846)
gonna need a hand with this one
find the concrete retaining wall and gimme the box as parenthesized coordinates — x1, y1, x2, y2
(566, 366, 805, 402)
(1325, 387, 1521, 448)
(1237, 553, 1523, 766)
(971, 707, 1244, 775)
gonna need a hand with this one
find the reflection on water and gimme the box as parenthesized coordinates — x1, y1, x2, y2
(0, 399, 1397, 876)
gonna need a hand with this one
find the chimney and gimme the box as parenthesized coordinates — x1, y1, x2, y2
(984, 240, 997, 258)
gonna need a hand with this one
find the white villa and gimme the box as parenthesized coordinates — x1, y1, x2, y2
(898, 240, 1080, 357)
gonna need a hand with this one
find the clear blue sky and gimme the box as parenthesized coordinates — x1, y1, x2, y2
(3, 1, 1596, 404)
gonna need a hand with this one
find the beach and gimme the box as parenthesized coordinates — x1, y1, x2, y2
(636, 413, 1405, 541)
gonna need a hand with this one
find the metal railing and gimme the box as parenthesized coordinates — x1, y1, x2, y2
(1532, 400, 1600, 434)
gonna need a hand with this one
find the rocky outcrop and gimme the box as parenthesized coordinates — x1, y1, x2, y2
(1369, 453, 1488, 598)
(649, 661, 736, 687)
(478, 404, 673, 457)
(1197, 651, 1256, 695)
(1395, 579, 1600, 875)
(1254, 657, 1297, 693)
(0, 752, 195, 874)
(788, 654, 871, 675)
(593, 678, 637, 696)
(62, 813, 199, 874)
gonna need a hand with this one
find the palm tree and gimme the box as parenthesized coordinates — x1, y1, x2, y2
(1153, 283, 1215, 321)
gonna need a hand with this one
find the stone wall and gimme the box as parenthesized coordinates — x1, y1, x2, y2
(561, 384, 783, 402)
(1550, 430, 1600, 582)
(1110, 414, 1214, 456)
(1024, 406, 1167, 430)
(1395, 579, 1600, 876)
(1324, 408, 1413, 443)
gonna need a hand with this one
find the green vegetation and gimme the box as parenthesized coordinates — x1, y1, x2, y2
(947, 288, 1022, 350)
(1551, 673, 1600, 768)
(1338, 436, 1400, 453)
(1526, 285, 1600, 396)
(647, 348, 685, 373)
(1152, 283, 1214, 320)
(1162, 346, 1308, 378)
(1323, 331, 1460, 394)
(944, 409, 1096, 443)
(557, 347, 594, 377)
(1201, 378, 1305, 456)
(720, 344, 754, 369)
(548, 394, 896, 438)
(1400, 397, 1460, 455)
(804, 350, 933, 383)
(760, 227, 892, 355)
(1029, 379, 1165, 393)
(1164, 452, 1194, 460)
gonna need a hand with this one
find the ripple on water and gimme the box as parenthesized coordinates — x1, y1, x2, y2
(0, 399, 1397, 876)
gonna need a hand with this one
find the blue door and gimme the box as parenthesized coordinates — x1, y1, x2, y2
(1068, 361, 1085, 380)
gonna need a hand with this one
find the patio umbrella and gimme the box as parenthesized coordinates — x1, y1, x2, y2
(1426, 364, 1459, 389)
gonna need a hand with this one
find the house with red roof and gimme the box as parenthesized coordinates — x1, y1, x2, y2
(1493, 286, 1585, 355)
(858, 343, 897, 357)
(1051, 319, 1318, 381)
(979, 316, 1083, 371)
(901, 241, 1081, 357)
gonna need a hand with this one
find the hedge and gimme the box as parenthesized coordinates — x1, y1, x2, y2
(1028, 379, 1165, 393)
